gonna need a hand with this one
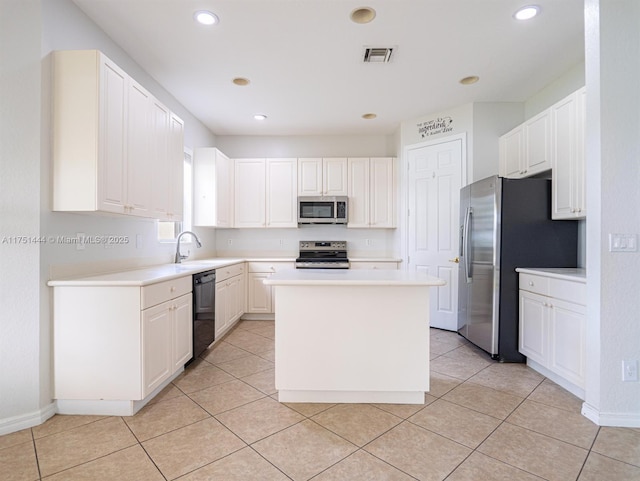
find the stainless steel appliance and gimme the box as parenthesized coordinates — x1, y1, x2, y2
(298, 196, 348, 224)
(295, 241, 350, 269)
(190, 270, 216, 364)
(457, 175, 578, 362)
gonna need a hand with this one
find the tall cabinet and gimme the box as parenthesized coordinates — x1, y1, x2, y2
(193, 147, 233, 227)
(52, 50, 183, 221)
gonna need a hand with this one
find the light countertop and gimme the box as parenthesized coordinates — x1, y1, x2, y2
(264, 269, 446, 287)
(515, 267, 586, 283)
(47, 258, 247, 287)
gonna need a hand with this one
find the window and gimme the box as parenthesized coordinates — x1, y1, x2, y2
(158, 147, 193, 241)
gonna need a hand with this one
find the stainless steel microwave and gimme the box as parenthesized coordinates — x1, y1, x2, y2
(297, 196, 348, 224)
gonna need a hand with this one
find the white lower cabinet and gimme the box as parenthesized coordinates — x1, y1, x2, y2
(52, 276, 192, 415)
(246, 262, 294, 316)
(214, 263, 245, 339)
(518, 270, 586, 398)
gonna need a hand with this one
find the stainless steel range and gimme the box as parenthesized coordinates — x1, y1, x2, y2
(295, 241, 349, 269)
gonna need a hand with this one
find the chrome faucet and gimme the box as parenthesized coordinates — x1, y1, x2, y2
(175, 231, 202, 263)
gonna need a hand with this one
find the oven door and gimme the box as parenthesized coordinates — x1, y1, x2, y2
(298, 198, 336, 223)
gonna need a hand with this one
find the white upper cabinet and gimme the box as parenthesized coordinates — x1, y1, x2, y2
(234, 158, 298, 228)
(167, 113, 185, 222)
(348, 157, 396, 228)
(499, 109, 551, 179)
(234, 159, 266, 228)
(52, 50, 183, 220)
(266, 158, 298, 227)
(193, 147, 233, 227)
(551, 87, 586, 219)
(298, 158, 347, 196)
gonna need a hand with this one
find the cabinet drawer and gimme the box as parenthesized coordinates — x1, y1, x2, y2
(142, 276, 192, 309)
(350, 262, 398, 270)
(519, 273, 549, 296)
(248, 262, 293, 273)
(216, 263, 245, 283)
(549, 278, 586, 305)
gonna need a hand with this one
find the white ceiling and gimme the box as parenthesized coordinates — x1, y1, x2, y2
(71, 0, 585, 136)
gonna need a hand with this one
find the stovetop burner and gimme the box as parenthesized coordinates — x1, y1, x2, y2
(295, 241, 349, 269)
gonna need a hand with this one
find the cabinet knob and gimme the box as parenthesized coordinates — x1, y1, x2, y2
(170, 286, 176, 292)
(529, 281, 534, 286)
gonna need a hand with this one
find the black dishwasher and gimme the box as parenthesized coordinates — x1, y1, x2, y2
(190, 270, 216, 364)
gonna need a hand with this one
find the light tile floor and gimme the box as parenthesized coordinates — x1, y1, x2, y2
(2, 321, 640, 480)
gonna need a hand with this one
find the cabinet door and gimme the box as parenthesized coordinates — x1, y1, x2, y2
(499, 127, 524, 178)
(347, 158, 370, 227)
(168, 113, 185, 221)
(216, 149, 232, 227)
(370, 157, 395, 227)
(323, 158, 348, 195)
(142, 302, 172, 397)
(172, 293, 193, 369)
(126, 80, 152, 217)
(266, 158, 297, 227)
(549, 298, 586, 388)
(247, 272, 272, 313)
(574, 87, 586, 217)
(234, 159, 266, 227)
(519, 290, 548, 366)
(524, 109, 551, 176)
(551, 93, 577, 219)
(149, 98, 171, 219)
(215, 281, 229, 338)
(98, 56, 128, 214)
(298, 158, 323, 195)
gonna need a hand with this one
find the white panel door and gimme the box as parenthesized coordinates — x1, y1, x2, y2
(266, 158, 297, 227)
(323, 158, 348, 196)
(407, 139, 462, 330)
(126, 80, 151, 217)
(234, 159, 266, 227)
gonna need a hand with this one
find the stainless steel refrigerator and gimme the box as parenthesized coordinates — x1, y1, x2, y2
(457, 175, 578, 362)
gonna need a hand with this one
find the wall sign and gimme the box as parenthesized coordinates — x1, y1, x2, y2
(416, 117, 454, 138)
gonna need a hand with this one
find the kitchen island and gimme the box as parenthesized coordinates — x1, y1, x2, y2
(264, 269, 446, 404)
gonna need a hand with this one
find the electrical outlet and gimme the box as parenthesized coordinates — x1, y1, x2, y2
(279, 239, 284, 246)
(227, 239, 233, 246)
(622, 360, 638, 382)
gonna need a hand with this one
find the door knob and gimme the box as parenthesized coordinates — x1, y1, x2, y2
(449, 257, 460, 263)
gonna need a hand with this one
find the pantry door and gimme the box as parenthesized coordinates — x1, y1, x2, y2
(406, 136, 464, 331)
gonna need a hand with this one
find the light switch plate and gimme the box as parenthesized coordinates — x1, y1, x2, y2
(609, 233, 638, 252)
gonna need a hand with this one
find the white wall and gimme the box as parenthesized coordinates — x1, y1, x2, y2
(582, 0, 640, 427)
(0, 0, 48, 428)
(0, 0, 218, 434)
(525, 61, 586, 118)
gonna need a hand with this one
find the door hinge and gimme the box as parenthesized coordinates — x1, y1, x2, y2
(407, 256, 410, 264)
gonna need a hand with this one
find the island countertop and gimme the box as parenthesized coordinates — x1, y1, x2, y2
(264, 268, 446, 287)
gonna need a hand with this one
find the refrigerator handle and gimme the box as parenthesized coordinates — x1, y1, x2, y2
(463, 207, 472, 283)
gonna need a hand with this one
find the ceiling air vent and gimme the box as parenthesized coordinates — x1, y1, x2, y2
(363, 47, 394, 63)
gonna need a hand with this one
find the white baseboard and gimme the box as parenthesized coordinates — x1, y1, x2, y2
(0, 402, 56, 436)
(581, 403, 640, 427)
(526, 359, 585, 400)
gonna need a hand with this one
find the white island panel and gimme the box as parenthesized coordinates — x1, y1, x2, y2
(266, 269, 445, 404)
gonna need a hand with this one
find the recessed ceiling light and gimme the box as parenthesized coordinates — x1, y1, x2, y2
(194, 10, 219, 25)
(254, 114, 267, 121)
(459, 76, 480, 85)
(350, 7, 376, 24)
(514, 5, 540, 20)
(362, 113, 377, 120)
(232, 77, 250, 86)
